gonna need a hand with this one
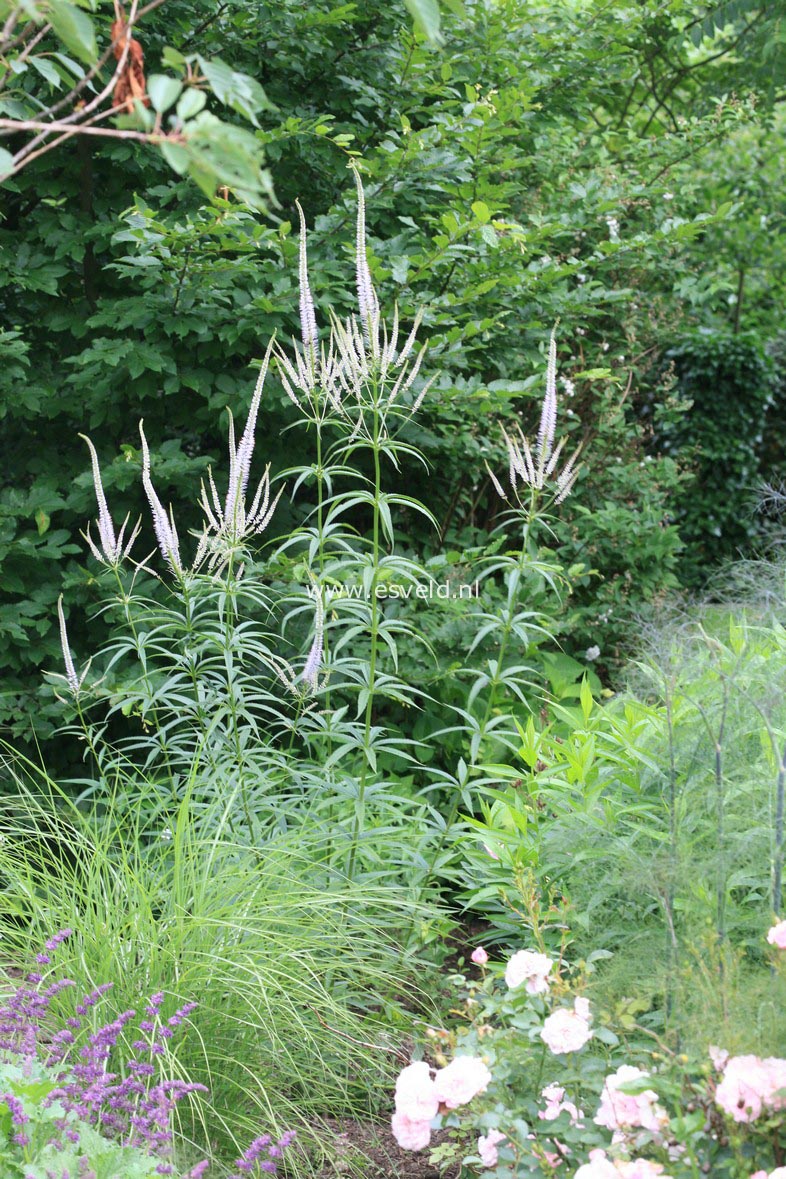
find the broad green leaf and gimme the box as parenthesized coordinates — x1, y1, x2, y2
(47, 0, 97, 64)
(176, 88, 207, 121)
(196, 55, 272, 126)
(35, 508, 50, 535)
(147, 74, 183, 114)
(161, 45, 186, 69)
(0, 148, 14, 178)
(159, 139, 189, 175)
(471, 199, 490, 223)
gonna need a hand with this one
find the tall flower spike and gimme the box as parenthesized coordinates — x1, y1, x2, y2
(57, 595, 85, 694)
(139, 421, 182, 574)
(537, 331, 558, 465)
(226, 338, 275, 529)
(295, 199, 318, 357)
(79, 434, 140, 565)
(301, 588, 325, 692)
(353, 165, 379, 347)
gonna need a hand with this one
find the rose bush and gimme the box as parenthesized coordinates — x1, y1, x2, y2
(390, 922, 786, 1177)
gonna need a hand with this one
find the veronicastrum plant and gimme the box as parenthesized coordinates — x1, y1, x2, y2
(51, 165, 443, 884)
(51, 163, 579, 893)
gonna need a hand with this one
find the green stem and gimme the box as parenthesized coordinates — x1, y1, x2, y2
(348, 399, 382, 879)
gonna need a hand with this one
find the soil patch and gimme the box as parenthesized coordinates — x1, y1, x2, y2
(317, 1119, 460, 1178)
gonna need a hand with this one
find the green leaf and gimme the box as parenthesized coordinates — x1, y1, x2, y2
(35, 508, 50, 535)
(403, 0, 443, 45)
(0, 147, 14, 178)
(471, 199, 490, 223)
(159, 139, 189, 175)
(161, 45, 186, 69)
(29, 55, 63, 88)
(196, 55, 273, 126)
(580, 675, 593, 722)
(176, 88, 207, 121)
(47, 0, 97, 64)
(147, 74, 183, 114)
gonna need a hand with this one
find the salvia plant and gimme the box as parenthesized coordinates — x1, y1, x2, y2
(0, 928, 294, 1178)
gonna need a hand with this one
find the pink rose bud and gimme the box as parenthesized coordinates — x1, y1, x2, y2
(471, 946, 489, 965)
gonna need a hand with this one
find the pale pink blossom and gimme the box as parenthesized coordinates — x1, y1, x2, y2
(541, 999, 593, 1055)
(749, 1172, 768, 1179)
(709, 1045, 729, 1071)
(391, 1111, 432, 1151)
(471, 946, 489, 966)
(505, 949, 553, 994)
(542, 1145, 566, 1167)
(594, 1066, 666, 1134)
(574, 1150, 620, 1179)
(617, 1162, 671, 1179)
(433, 1055, 492, 1108)
(540, 1083, 583, 1124)
(766, 1057, 786, 1110)
(715, 1055, 774, 1122)
(767, 920, 786, 949)
(477, 1128, 506, 1167)
(394, 1061, 439, 1122)
(574, 996, 591, 1021)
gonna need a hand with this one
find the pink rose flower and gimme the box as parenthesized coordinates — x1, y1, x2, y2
(477, 1128, 506, 1167)
(574, 1150, 621, 1179)
(471, 946, 489, 965)
(540, 1082, 583, 1124)
(540, 998, 593, 1055)
(617, 1162, 670, 1179)
(391, 1111, 432, 1151)
(594, 1066, 666, 1134)
(715, 1055, 773, 1122)
(504, 949, 553, 994)
(433, 1055, 492, 1109)
(767, 920, 786, 949)
(394, 1061, 439, 1122)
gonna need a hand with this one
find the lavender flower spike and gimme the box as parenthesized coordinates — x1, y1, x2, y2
(57, 595, 85, 694)
(352, 164, 380, 348)
(537, 330, 558, 466)
(139, 421, 182, 575)
(301, 588, 325, 692)
(296, 199, 318, 357)
(79, 434, 140, 565)
(226, 337, 275, 531)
